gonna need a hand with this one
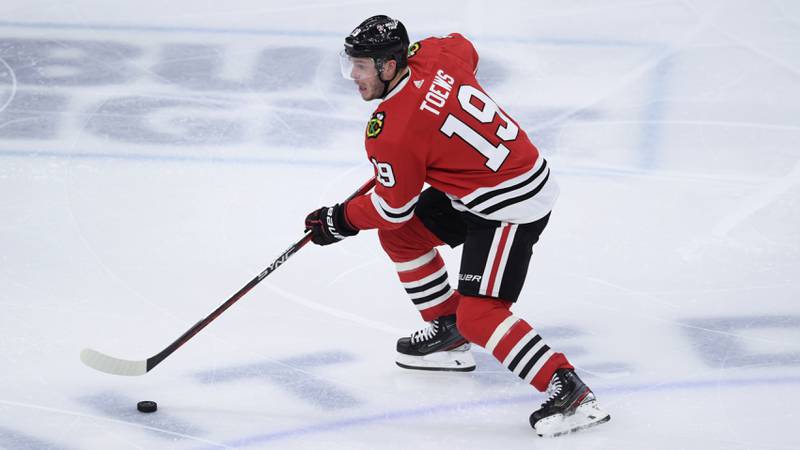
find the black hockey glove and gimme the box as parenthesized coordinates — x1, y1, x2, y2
(304, 203, 359, 246)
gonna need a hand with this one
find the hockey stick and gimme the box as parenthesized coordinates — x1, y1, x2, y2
(80, 177, 376, 376)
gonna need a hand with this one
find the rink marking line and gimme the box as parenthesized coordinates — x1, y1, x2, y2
(0, 19, 347, 38)
(261, 282, 406, 335)
(0, 20, 650, 48)
(680, 0, 800, 79)
(581, 275, 681, 310)
(0, 399, 232, 448)
(191, 375, 800, 449)
(559, 277, 796, 347)
(0, 55, 17, 114)
(0, 425, 77, 450)
(325, 257, 385, 286)
(0, 147, 778, 186)
(564, 118, 800, 132)
(637, 49, 672, 170)
(0, 117, 38, 131)
(710, 160, 800, 239)
(676, 159, 800, 258)
(0, 149, 362, 167)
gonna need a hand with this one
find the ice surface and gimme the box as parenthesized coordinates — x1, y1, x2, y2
(1, 1, 799, 449)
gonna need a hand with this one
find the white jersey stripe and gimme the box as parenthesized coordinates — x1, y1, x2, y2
(460, 157, 545, 205)
(446, 157, 558, 224)
(395, 249, 437, 272)
(484, 315, 519, 355)
(472, 168, 549, 214)
(370, 192, 419, 224)
(372, 192, 419, 214)
(371, 196, 408, 223)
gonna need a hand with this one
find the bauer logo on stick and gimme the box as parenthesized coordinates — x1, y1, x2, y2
(366, 111, 386, 138)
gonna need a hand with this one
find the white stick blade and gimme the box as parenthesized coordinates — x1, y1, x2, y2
(80, 348, 147, 376)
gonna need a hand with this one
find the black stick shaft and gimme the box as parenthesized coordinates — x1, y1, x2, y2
(145, 178, 376, 372)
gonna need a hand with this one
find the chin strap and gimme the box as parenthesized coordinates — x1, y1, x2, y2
(379, 68, 409, 99)
(378, 77, 391, 99)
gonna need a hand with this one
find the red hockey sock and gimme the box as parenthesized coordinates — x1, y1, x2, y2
(456, 296, 573, 392)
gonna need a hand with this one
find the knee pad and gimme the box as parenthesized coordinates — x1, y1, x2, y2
(456, 296, 512, 346)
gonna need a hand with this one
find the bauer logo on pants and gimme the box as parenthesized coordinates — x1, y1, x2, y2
(458, 273, 482, 282)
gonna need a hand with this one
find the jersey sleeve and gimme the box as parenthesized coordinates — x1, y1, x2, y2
(345, 139, 427, 231)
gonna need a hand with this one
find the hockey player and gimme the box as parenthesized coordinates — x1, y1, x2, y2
(304, 15, 610, 437)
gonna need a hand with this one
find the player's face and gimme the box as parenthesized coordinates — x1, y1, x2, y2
(354, 70, 385, 100)
(339, 53, 387, 101)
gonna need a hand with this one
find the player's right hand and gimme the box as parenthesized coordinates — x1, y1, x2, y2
(304, 203, 359, 246)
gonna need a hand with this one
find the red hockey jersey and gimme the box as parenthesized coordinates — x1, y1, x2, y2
(345, 33, 558, 230)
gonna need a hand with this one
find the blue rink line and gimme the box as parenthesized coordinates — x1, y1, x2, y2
(0, 148, 652, 179)
(195, 374, 800, 449)
(638, 49, 672, 170)
(0, 149, 362, 169)
(0, 20, 650, 48)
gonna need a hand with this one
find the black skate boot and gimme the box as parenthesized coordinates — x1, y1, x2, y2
(530, 368, 610, 437)
(395, 315, 476, 372)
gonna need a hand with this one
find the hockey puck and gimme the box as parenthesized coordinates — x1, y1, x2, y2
(137, 401, 157, 413)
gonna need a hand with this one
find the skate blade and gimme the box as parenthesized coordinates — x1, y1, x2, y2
(535, 400, 611, 438)
(395, 344, 476, 372)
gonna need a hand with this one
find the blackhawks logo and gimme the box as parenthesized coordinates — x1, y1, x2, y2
(407, 41, 421, 58)
(366, 111, 386, 139)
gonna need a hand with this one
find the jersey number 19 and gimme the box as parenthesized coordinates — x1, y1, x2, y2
(439, 85, 519, 172)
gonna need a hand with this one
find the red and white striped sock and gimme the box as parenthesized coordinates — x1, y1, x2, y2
(457, 297, 572, 391)
(486, 315, 573, 391)
(395, 249, 459, 321)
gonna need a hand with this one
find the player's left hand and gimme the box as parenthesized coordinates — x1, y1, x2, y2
(304, 203, 359, 246)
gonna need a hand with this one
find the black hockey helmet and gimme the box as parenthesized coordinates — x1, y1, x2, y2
(343, 15, 410, 74)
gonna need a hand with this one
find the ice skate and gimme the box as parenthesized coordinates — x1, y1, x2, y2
(395, 315, 476, 372)
(530, 368, 610, 437)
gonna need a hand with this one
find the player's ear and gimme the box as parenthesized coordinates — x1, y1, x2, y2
(383, 59, 398, 78)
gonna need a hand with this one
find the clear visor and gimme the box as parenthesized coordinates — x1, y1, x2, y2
(339, 50, 380, 81)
